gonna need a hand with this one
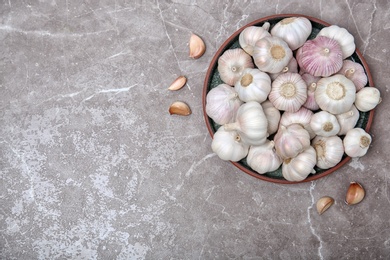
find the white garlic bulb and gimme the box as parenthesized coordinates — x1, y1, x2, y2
(354, 87, 381, 112)
(270, 16, 312, 50)
(239, 23, 271, 56)
(274, 123, 311, 160)
(253, 36, 293, 73)
(206, 84, 243, 125)
(218, 48, 254, 85)
(310, 110, 340, 137)
(312, 135, 344, 169)
(247, 140, 282, 174)
(261, 100, 281, 135)
(211, 127, 249, 162)
(280, 106, 315, 139)
(269, 57, 298, 81)
(343, 128, 372, 157)
(282, 146, 317, 182)
(315, 74, 356, 114)
(224, 101, 268, 146)
(336, 105, 359, 136)
(296, 36, 343, 77)
(234, 68, 271, 103)
(337, 60, 368, 91)
(269, 72, 307, 112)
(301, 73, 320, 111)
(317, 25, 356, 59)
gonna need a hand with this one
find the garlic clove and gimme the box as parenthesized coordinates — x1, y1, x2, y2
(316, 196, 335, 215)
(189, 33, 206, 59)
(169, 101, 192, 116)
(168, 76, 187, 91)
(345, 182, 365, 205)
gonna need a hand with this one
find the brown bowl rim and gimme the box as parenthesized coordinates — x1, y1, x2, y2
(202, 13, 375, 184)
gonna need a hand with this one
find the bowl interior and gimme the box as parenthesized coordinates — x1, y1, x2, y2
(202, 14, 374, 184)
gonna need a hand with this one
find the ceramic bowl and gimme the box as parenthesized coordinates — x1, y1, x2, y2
(202, 14, 375, 184)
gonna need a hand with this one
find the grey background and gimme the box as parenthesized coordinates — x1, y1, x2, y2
(1, 0, 389, 259)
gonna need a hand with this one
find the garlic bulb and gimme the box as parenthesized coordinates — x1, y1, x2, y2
(336, 105, 359, 136)
(211, 127, 249, 162)
(269, 72, 307, 112)
(354, 87, 381, 112)
(274, 123, 311, 159)
(282, 146, 316, 182)
(270, 16, 312, 50)
(312, 135, 344, 169)
(206, 84, 243, 125)
(239, 23, 271, 56)
(269, 57, 298, 81)
(317, 25, 356, 59)
(253, 36, 293, 73)
(234, 68, 271, 103)
(301, 73, 320, 111)
(315, 74, 356, 114)
(218, 48, 254, 85)
(224, 101, 268, 146)
(247, 140, 282, 174)
(296, 36, 343, 77)
(343, 128, 372, 157)
(337, 60, 368, 91)
(310, 110, 340, 137)
(261, 100, 281, 135)
(279, 106, 315, 139)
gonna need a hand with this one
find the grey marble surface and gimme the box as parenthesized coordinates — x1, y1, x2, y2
(1, 0, 389, 259)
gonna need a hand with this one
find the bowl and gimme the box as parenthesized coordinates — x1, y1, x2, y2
(202, 14, 375, 184)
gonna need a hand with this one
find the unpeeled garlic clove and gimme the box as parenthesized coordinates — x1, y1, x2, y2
(189, 33, 206, 59)
(168, 76, 187, 91)
(345, 182, 365, 205)
(316, 196, 335, 215)
(169, 101, 191, 116)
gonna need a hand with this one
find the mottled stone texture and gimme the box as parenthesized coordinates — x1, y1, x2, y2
(1, 0, 389, 259)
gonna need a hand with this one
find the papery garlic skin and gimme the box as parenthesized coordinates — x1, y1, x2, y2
(253, 36, 293, 73)
(336, 105, 359, 136)
(206, 84, 243, 125)
(312, 135, 344, 169)
(282, 146, 316, 182)
(315, 74, 356, 114)
(274, 124, 311, 160)
(218, 48, 254, 85)
(296, 36, 343, 77)
(234, 68, 271, 103)
(239, 23, 271, 56)
(354, 87, 381, 112)
(343, 128, 372, 157)
(247, 140, 282, 174)
(270, 17, 312, 50)
(337, 60, 368, 91)
(310, 110, 340, 137)
(224, 101, 268, 146)
(261, 100, 281, 135)
(317, 25, 356, 59)
(269, 72, 307, 112)
(211, 127, 249, 162)
(301, 73, 321, 111)
(280, 106, 315, 139)
(269, 57, 298, 81)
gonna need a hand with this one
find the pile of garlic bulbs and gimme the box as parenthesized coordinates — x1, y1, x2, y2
(206, 16, 381, 182)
